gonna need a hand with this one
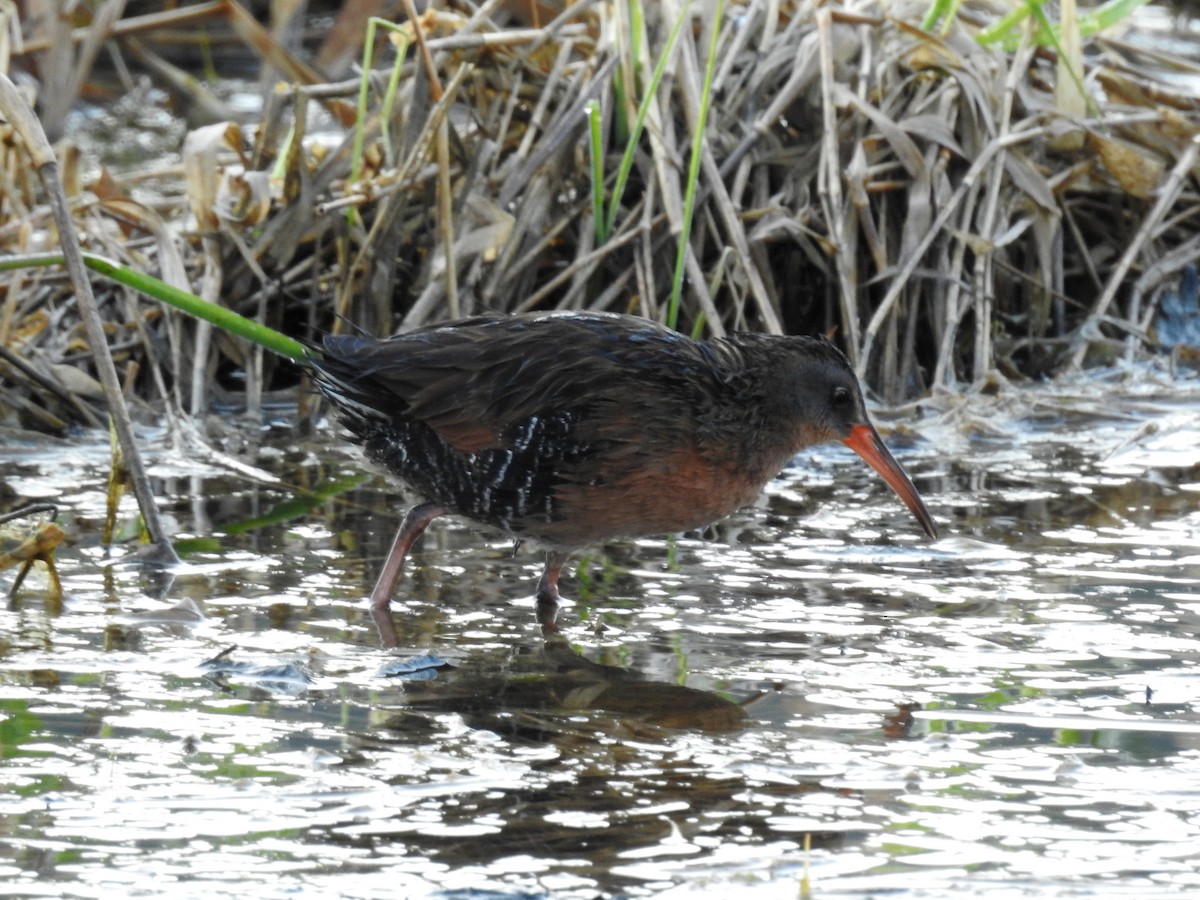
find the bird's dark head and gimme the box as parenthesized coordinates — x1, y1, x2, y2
(763, 335, 939, 540)
(772, 337, 871, 446)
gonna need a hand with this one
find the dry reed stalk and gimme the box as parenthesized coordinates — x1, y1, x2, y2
(817, 7, 858, 361)
(0, 71, 174, 557)
(686, 19, 781, 334)
(2, 0, 1199, 437)
(1068, 132, 1200, 369)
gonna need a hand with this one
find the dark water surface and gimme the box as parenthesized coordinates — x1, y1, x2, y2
(2, 366, 1199, 899)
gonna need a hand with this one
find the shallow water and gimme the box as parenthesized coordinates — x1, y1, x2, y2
(2, 364, 1199, 899)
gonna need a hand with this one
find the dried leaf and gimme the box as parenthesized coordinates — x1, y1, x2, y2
(900, 114, 965, 158)
(0, 523, 66, 571)
(183, 122, 244, 232)
(1089, 132, 1164, 199)
(91, 167, 127, 203)
(44, 362, 105, 399)
(835, 84, 924, 179)
(1004, 151, 1058, 212)
(216, 171, 274, 228)
(7, 308, 49, 346)
(98, 198, 189, 292)
(899, 151, 934, 269)
(896, 21, 964, 72)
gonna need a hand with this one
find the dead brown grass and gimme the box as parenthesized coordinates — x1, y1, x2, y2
(2, 0, 1199, 432)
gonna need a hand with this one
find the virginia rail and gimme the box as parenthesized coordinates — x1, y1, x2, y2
(309, 312, 937, 647)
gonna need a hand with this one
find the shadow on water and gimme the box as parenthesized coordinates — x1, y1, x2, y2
(2, 367, 1200, 898)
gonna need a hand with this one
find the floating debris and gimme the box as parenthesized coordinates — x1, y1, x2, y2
(377, 653, 454, 681)
(199, 645, 316, 695)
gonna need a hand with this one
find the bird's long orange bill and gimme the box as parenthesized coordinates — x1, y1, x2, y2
(843, 424, 938, 539)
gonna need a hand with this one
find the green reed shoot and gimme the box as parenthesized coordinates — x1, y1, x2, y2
(586, 100, 606, 245)
(924, 0, 1147, 46)
(0, 252, 308, 362)
(595, 0, 691, 244)
(609, 0, 644, 146)
(667, 0, 723, 331)
(921, 0, 962, 33)
(351, 17, 411, 185)
(975, 0, 1149, 48)
(604, 0, 691, 243)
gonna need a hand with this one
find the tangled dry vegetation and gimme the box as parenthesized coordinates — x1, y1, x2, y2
(1, 0, 1198, 436)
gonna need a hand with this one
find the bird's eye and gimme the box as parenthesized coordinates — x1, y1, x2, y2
(830, 385, 851, 408)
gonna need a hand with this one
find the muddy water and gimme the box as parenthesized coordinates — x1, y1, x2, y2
(1, 366, 1199, 899)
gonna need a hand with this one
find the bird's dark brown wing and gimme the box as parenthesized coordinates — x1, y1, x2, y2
(315, 313, 723, 456)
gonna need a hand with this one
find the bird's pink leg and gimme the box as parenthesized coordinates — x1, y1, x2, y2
(536, 553, 568, 635)
(369, 502, 445, 648)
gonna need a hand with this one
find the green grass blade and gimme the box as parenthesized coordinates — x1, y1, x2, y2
(222, 473, 371, 535)
(667, 0, 723, 331)
(1081, 0, 1151, 33)
(921, 0, 962, 33)
(585, 99, 607, 244)
(977, 0, 1148, 47)
(351, 17, 380, 185)
(605, 0, 691, 240)
(0, 252, 309, 362)
(976, 1, 1039, 47)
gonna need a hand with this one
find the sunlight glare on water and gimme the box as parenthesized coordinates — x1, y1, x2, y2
(1, 364, 1199, 899)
